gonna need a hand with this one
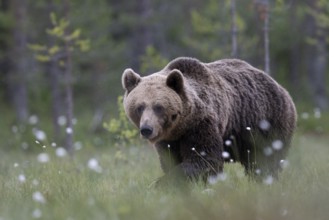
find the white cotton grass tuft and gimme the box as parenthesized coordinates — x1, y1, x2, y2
(263, 147, 273, 156)
(207, 173, 228, 185)
(66, 127, 73, 134)
(32, 191, 46, 204)
(224, 139, 232, 146)
(222, 151, 230, 159)
(21, 142, 29, 150)
(57, 116, 67, 126)
(301, 112, 309, 119)
(74, 142, 83, 151)
(32, 179, 39, 186)
(18, 174, 26, 183)
(263, 175, 274, 185)
(12, 126, 18, 134)
(32, 209, 42, 219)
(87, 158, 103, 173)
(33, 129, 47, 141)
(314, 108, 321, 119)
(28, 115, 39, 125)
(280, 159, 289, 169)
(55, 147, 67, 157)
(37, 153, 50, 163)
(259, 119, 271, 131)
(207, 175, 218, 185)
(272, 140, 283, 151)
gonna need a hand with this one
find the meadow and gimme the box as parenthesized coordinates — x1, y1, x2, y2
(1, 109, 329, 220)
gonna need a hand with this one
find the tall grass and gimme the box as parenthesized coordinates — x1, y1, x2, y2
(1, 132, 329, 220)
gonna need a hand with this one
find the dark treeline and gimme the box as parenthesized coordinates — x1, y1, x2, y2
(0, 0, 328, 130)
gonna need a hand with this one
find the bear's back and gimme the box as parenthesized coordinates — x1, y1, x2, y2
(164, 57, 265, 84)
(164, 57, 211, 83)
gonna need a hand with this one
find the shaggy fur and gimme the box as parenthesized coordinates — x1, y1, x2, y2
(122, 57, 297, 185)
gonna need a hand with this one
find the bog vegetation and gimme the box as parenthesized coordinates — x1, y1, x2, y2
(1, 0, 329, 219)
(1, 100, 329, 220)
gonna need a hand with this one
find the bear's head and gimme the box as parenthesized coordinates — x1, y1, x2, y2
(122, 68, 185, 143)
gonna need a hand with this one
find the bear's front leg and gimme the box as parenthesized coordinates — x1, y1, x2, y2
(156, 123, 224, 187)
(154, 141, 182, 174)
(155, 148, 223, 187)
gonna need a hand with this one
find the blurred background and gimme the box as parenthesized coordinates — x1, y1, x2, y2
(0, 0, 328, 151)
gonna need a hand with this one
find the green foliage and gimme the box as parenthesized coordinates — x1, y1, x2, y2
(186, 0, 227, 60)
(0, 11, 13, 30)
(2, 0, 328, 129)
(29, 12, 90, 63)
(140, 46, 169, 73)
(0, 11, 13, 58)
(104, 96, 139, 146)
(306, 0, 329, 44)
(75, 39, 90, 52)
(47, 12, 69, 38)
(105, 47, 168, 146)
(184, 0, 250, 61)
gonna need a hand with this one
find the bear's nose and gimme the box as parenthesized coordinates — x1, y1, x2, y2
(140, 125, 153, 138)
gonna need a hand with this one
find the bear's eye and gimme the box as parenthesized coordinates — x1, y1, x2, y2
(136, 105, 145, 116)
(153, 104, 164, 115)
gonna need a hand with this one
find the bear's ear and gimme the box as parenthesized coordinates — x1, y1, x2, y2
(166, 69, 184, 94)
(122, 68, 141, 93)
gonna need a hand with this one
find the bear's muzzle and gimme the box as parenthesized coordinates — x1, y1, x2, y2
(140, 125, 153, 138)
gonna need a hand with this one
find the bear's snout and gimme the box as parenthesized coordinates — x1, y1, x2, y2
(140, 125, 153, 138)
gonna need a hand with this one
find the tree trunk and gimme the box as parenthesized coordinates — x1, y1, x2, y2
(230, 0, 238, 58)
(91, 64, 105, 133)
(254, 0, 271, 74)
(263, 0, 270, 75)
(306, 0, 329, 110)
(131, 0, 153, 70)
(289, 1, 300, 96)
(10, 0, 29, 122)
(312, 39, 328, 110)
(48, 60, 62, 142)
(0, 0, 11, 104)
(63, 0, 74, 154)
(47, 0, 62, 143)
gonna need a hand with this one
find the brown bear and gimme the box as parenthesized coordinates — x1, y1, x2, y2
(122, 57, 297, 186)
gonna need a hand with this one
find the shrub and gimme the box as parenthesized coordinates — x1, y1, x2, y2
(104, 96, 139, 146)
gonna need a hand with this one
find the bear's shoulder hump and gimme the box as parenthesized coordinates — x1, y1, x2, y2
(164, 57, 209, 79)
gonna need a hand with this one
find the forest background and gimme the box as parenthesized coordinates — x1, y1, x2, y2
(0, 0, 328, 150)
(1, 1, 329, 219)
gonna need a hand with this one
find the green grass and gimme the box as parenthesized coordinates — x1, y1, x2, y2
(1, 132, 329, 220)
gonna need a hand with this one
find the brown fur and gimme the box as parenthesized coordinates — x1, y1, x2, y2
(122, 57, 297, 185)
